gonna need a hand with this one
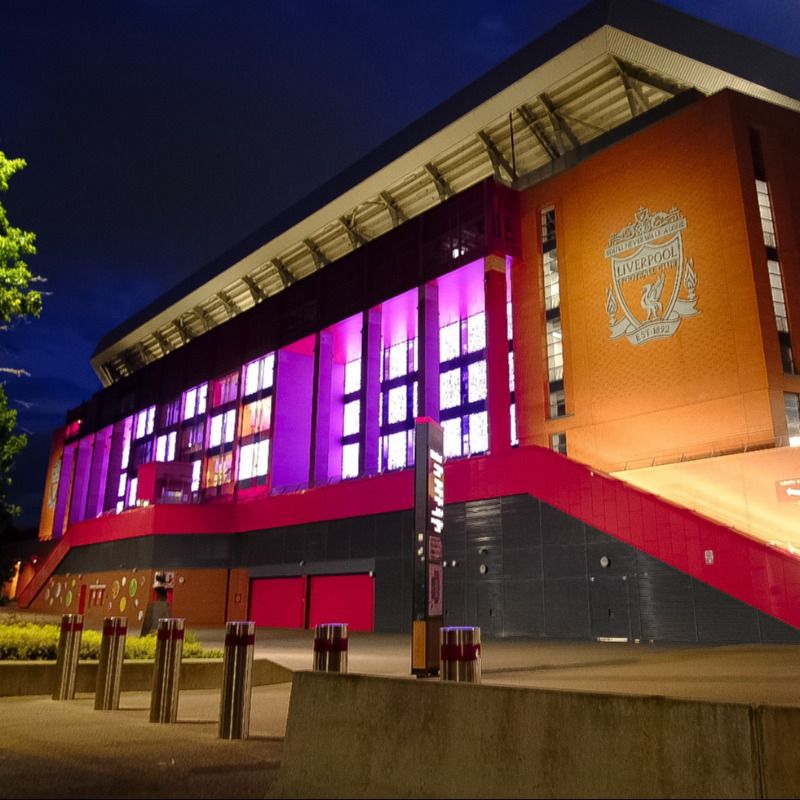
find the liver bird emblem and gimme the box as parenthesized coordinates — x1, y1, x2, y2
(640, 272, 665, 321)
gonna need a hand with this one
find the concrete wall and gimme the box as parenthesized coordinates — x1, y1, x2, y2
(0, 657, 291, 697)
(277, 672, 800, 798)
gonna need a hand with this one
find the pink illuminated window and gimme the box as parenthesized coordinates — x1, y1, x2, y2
(438, 310, 488, 458)
(182, 383, 208, 420)
(211, 372, 239, 408)
(378, 337, 417, 472)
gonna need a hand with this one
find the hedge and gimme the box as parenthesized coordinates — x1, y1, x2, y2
(0, 619, 223, 660)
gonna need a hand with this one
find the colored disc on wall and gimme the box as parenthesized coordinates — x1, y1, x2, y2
(119, 596, 127, 613)
(111, 580, 120, 599)
(65, 590, 73, 608)
(129, 578, 138, 597)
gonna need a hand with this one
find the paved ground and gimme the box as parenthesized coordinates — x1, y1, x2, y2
(2, 625, 800, 798)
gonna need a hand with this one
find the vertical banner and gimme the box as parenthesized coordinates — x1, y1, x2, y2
(411, 417, 444, 677)
(38, 427, 65, 542)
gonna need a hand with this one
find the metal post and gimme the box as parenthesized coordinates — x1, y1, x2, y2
(218, 621, 256, 739)
(52, 613, 84, 700)
(149, 617, 184, 723)
(440, 626, 481, 683)
(312, 623, 348, 673)
(94, 617, 128, 710)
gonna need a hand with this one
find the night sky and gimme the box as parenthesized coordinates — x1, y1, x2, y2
(1, 0, 799, 527)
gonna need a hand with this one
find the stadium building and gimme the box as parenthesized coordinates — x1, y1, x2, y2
(19, 0, 800, 643)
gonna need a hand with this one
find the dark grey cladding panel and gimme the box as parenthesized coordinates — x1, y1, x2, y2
(442, 579, 467, 627)
(589, 576, 634, 640)
(540, 502, 583, 545)
(693, 581, 762, 643)
(638, 572, 697, 642)
(282, 525, 309, 565)
(586, 536, 637, 576)
(443, 502, 467, 562)
(190, 535, 232, 566)
(325, 518, 350, 560)
(501, 494, 540, 549)
(502, 578, 545, 636)
(758, 611, 800, 643)
(544, 577, 590, 639)
(543, 544, 587, 579)
(374, 512, 405, 558)
(305, 522, 329, 563)
(502, 546, 541, 579)
(241, 528, 285, 565)
(350, 517, 377, 559)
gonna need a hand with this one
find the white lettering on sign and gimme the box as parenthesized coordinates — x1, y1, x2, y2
(430, 447, 444, 534)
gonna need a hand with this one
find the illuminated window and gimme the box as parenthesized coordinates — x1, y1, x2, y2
(134, 406, 155, 440)
(243, 353, 275, 397)
(379, 338, 417, 472)
(211, 372, 239, 408)
(209, 409, 236, 448)
(191, 460, 201, 492)
(241, 397, 272, 438)
(204, 452, 233, 488)
(438, 310, 488, 458)
(155, 431, 176, 462)
(542, 206, 567, 419)
(785, 394, 800, 446)
(342, 443, 359, 479)
(182, 383, 208, 421)
(238, 440, 270, 481)
(756, 179, 777, 249)
(551, 432, 567, 455)
(341, 356, 363, 480)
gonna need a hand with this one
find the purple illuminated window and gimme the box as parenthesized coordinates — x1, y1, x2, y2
(378, 337, 417, 472)
(438, 310, 487, 458)
(238, 352, 275, 490)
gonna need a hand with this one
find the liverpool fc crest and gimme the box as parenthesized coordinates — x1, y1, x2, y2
(605, 207, 698, 345)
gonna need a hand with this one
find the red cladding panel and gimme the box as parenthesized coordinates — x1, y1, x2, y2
(249, 577, 306, 629)
(308, 574, 374, 632)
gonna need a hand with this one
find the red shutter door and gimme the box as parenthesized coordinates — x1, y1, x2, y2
(249, 576, 306, 628)
(308, 574, 374, 632)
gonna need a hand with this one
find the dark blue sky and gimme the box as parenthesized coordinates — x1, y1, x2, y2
(1, 0, 799, 526)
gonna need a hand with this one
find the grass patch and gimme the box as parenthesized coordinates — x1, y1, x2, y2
(0, 618, 223, 660)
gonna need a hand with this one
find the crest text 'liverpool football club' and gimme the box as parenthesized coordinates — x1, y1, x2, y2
(605, 207, 699, 345)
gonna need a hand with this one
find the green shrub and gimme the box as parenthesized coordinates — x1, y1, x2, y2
(0, 620, 222, 661)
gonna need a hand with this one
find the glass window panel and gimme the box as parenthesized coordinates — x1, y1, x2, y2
(191, 460, 201, 492)
(343, 400, 361, 436)
(135, 411, 147, 440)
(209, 414, 223, 448)
(117, 474, 127, 497)
(241, 398, 267, 437)
(127, 477, 138, 507)
(183, 388, 196, 420)
(238, 443, 254, 481)
(508, 351, 515, 393)
(510, 403, 518, 447)
(388, 386, 407, 424)
(344, 359, 362, 394)
(205, 453, 232, 487)
(342, 443, 359, 479)
(467, 411, 488, 454)
(262, 354, 275, 390)
(387, 431, 407, 470)
(468, 360, 487, 403)
(466, 312, 486, 353)
(439, 322, 460, 362)
(389, 341, 407, 379)
(156, 436, 166, 462)
(167, 431, 176, 461)
(506, 300, 513, 341)
(244, 362, 260, 396)
(442, 418, 462, 458)
(223, 410, 237, 443)
(197, 384, 207, 415)
(440, 369, 460, 410)
(412, 381, 418, 418)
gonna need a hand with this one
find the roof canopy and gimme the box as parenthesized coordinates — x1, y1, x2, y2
(92, 0, 800, 385)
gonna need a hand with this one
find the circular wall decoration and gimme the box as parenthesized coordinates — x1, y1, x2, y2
(129, 578, 138, 597)
(121, 576, 127, 587)
(65, 590, 73, 608)
(600, 556, 610, 569)
(119, 596, 127, 613)
(44, 588, 50, 601)
(111, 580, 120, 599)
(49, 598, 54, 606)
(138, 610, 144, 621)
(54, 583, 62, 599)
(134, 598, 139, 608)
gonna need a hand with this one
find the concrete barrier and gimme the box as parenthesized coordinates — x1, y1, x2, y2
(276, 672, 800, 799)
(0, 657, 292, 697)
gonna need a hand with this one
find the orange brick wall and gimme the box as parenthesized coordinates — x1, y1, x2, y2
(515, 90, 800, 471)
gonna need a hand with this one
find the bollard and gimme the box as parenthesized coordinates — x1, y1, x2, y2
(94, 617, 128, 710)
(218, 621, 256, 740)
(440, 626, 481, 683)
(312, 623, 348, 673)
(149, 617, 185, 723)
(52, 614, 84, 700)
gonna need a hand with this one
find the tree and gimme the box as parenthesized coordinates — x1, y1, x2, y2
(0, 152, 40, 530)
